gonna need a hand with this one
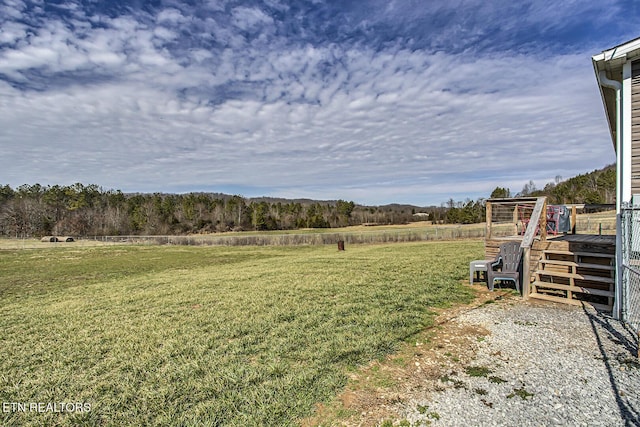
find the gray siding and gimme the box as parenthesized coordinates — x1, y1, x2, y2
(632, 60, 640, 194)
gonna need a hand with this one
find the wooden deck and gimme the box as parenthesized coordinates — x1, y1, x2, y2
(483, 198, 617, 312)
(485, 234, 616, 311)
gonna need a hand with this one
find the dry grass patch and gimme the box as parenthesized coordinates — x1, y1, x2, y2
(0, 241, 482, 426)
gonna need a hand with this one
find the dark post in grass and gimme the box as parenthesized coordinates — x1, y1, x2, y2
(337, 240, 345, 251)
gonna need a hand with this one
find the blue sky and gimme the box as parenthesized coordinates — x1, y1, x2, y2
(0, 0, 637, 206)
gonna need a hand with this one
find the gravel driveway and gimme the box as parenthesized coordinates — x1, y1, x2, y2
(400, 298, 640, 426)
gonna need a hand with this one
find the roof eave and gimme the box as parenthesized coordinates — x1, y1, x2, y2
(598, 36, 640, 62)
(592, 55, 618, 150)
(593, 37, 640, 152)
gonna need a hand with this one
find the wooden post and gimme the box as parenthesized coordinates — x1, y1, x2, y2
(520, 198, 546, 300)
(571, 205, 577, 234)
(486, 201, 492, 240)
(540, 198, 548, 241)
(522, 246, 530, 300)
(513, 204, 519, 235)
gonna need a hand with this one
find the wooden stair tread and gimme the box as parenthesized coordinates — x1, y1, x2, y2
(535, 270, 614, 284)
(528, 292, 612, 311)
(541, 250, 574, 256)
(531, 281, 614, 297)
(576, 263, 615, 271)
(573, 251, 615, 258)
(522, 236, 617, 314)
(540, 259, 578, 267)
(542, 249, 614, 258)
(539, 259, 614, 270)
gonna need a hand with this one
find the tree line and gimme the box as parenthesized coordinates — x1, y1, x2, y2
(0, 165, 616, 237)
(0, 183, 424, 238)
(522, 165, 616, 205)
(441, 164, 616, 225)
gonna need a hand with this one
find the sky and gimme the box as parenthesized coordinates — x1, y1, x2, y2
(0, 0, 637, 206)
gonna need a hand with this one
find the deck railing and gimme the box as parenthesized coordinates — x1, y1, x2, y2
(485, 197, 539, 240)
(485, 196, 548, 299)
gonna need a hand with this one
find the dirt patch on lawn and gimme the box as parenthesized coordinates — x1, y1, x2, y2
(300, 286, 514, 427)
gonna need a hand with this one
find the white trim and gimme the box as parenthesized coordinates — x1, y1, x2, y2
(623, 61, 633, 204)
(592, 38, 640, 320)
(593, 37, 640, 63)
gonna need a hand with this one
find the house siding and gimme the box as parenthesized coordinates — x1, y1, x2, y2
(632, 60, 640, 194)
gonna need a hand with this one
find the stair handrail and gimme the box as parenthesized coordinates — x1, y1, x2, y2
(520, 197, 547, 249)
(520, 196, 547, 300)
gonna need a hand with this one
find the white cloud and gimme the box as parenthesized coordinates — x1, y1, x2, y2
(0, 1, 620, 205)
(153, 26, 178, 42)
(0, 0, 28, 20)
(0, 21, 28, 44)
(157, 8, 187, 25)
(231, 6, 274, 31)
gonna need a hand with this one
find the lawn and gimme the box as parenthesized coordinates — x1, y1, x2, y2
(0, 241, 482, 426)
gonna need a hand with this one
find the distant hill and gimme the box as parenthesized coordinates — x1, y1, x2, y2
(525, 164, 616, 205)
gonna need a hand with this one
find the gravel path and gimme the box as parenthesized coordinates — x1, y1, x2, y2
(400, 299, 640, 426)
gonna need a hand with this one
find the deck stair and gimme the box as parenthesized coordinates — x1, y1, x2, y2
(530, 249, 615, 311)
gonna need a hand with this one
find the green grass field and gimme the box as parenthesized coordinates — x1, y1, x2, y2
(0, 241, 483, 426)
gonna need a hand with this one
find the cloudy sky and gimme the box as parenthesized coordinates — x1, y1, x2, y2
(1, 0, 637, 206)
